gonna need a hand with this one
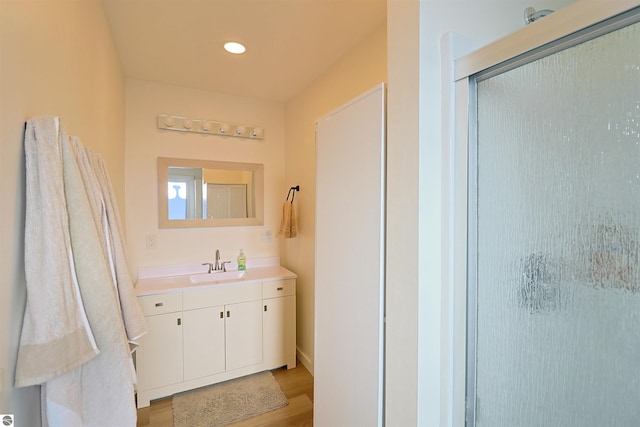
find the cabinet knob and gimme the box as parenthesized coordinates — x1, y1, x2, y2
(220, 311, 224, 319)
(177, 318, 181, 326)
(155, 302, 164, 307)
(227, 310, 231, 317)
(277, 287, 284, 291)
(264, 305, 268, 312)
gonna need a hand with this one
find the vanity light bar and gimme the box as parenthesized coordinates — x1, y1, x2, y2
(157, 115, 264, 140)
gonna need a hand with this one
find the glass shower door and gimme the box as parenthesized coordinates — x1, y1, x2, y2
(470, 19, 640, 426)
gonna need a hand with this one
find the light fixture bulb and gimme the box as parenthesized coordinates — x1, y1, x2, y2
(251, 127, 263, 138)
(224, 42, 246, 54)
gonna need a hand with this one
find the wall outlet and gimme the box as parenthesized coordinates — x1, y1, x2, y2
(263, 229, 272, 242)
(145, 234, 158, 250)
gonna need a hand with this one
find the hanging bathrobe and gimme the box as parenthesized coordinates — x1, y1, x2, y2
(17, 117, 143, 426)
(15, 117, 98, 387)
(89, 149, 146, 349)
(70, 139, 146, 350)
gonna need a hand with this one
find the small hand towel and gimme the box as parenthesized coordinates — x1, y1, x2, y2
(278, 200, 297, 238)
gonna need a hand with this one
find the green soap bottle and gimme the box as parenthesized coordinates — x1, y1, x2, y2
(237, 249, 247, 271)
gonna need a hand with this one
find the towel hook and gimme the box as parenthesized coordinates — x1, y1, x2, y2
(286, 185, 300, 203)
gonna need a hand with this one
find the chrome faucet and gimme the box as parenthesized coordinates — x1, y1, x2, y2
(202, 249, 229, 273)
(202, 262, 213, 273)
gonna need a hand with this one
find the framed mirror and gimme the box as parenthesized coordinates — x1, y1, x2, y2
(158, 157, 264, 228)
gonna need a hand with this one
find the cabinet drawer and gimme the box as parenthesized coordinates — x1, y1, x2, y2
(263, 279, 295, 299)
(183, 282, 262, 310)
(139, 292, 182, 316)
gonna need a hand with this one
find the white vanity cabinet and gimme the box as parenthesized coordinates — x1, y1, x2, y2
(135, 274, 296, 409)
(181, 282, 263, 381)
(262, 279, 296, 369)
(183, 300, 264, 380)
(223, 300, 263, 370)
(182, 305, 225, 380)
(184, 301, 262, 380)
(136, 293, 183, 391)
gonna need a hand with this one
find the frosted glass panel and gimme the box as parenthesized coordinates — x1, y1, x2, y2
(473, 21, 640, 426)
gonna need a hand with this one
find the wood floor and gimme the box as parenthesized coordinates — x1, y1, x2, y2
(136, 361, 314, 427)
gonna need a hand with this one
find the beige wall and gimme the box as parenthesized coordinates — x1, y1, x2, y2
(0, 0, 125, 424)
(124, 79, 285, 272)
(282, 24, 387, 372)
(386, 1, 420, 424)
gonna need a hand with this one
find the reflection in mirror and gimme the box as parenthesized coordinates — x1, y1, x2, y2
(167, 167, 254, 220)
(167, 167, 203, 220)
(158, 157, 263, 228)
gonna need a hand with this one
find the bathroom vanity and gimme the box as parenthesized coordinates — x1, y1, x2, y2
(134, 258, 296, 408)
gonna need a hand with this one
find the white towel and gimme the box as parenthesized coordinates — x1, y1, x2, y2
(40, 127, 137, 426)
(67, 137, 109, 261)
(17, 117, 140, 426)
(90, 151, 147, 349)
(15, 117, 98, 387)
(68, 140, 146, 351)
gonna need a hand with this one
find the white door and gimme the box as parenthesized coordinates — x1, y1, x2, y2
(207, 184, 247, 218)
(314, 83, 385, 427)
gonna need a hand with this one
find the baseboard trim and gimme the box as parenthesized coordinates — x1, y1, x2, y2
(296, 347, 313, 376)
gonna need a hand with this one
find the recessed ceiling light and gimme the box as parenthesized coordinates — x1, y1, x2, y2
(224, 42, 246, 55)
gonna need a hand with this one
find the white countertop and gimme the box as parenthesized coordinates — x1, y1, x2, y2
(135, 264, 297, 296)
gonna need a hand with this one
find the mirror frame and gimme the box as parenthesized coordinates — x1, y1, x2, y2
(158, 157, 264, 228)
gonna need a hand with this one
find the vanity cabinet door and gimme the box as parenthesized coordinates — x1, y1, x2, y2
(225, 300, 263, 371)
(262, 294, 296, 369)
(183, 306, 226, 381)
(138, 312, 183, 390)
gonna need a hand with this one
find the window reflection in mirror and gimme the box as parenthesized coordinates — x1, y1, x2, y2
(158, 157, 264, 228)
(167, 167, 203, 220)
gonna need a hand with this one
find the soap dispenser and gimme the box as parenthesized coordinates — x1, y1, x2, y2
(237, 249, 247, 271)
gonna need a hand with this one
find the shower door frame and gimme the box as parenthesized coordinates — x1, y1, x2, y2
(449, 1, 640, 425)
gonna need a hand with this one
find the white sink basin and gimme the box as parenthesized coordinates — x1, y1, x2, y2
(189, 270, 246, 284)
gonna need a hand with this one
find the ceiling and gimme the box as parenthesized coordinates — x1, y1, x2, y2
(102, 0, 387, 103)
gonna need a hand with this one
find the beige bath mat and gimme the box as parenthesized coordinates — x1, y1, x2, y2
(172, 371, 288, 427)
